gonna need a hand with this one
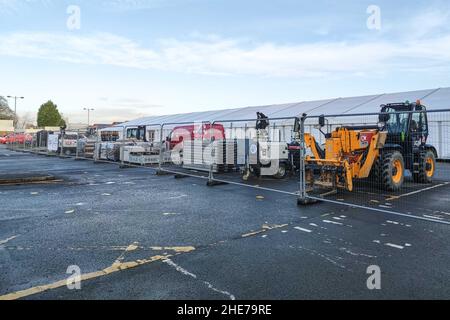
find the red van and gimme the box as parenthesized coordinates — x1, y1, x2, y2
(167, 124, 225, 150)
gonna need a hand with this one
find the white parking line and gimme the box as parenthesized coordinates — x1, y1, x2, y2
(385, 243, 404, 250)
(0, 235, 18, 245)
(387, 182, 449, 200)
(308, 196, 450, 226)
(294, 227, 312, 233)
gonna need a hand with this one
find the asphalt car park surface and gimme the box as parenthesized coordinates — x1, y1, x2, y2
(0, 145, 449, 299)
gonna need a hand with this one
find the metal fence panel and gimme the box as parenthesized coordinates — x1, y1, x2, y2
(299, 108, 450, 225)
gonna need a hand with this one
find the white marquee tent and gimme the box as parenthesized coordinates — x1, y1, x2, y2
(102, 87, 450, 158)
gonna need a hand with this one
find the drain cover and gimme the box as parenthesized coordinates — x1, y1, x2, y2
(0, 174, 58, 185)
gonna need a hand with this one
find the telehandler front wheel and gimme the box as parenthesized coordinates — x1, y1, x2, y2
(414, 150, 436, 183)
(381, 151, 405, 192)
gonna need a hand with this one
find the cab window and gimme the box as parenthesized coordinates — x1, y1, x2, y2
(411, 111, 427, 133)
(127, 128, 138, 139)
(385, 108, 409, 134)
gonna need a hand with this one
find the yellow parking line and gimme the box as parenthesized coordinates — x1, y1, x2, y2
(0, 245, 196, 301)
(0, 255, 170, 301)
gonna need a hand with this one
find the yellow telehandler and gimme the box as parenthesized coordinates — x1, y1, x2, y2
(303, 101, 437, 194)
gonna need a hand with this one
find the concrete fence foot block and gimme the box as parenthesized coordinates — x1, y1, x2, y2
(207, 180, 228, 187)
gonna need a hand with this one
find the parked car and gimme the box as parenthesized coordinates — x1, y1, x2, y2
(5, 133, 33, 145)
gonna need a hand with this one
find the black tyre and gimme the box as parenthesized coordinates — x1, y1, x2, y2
(250, 165, 261, 178)
(413, 150, 436, 183)
(273, 162, 288, 179)
(369, 154, 381, 185)
(381, 151, 405, 191)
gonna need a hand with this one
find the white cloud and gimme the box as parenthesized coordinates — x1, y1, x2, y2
(0, 32, 160, 67)
(2, 4, 450, 79)
(0, 0, 184, 13)
(1, 4, 450, 78)
(0, 0, 52, 14)
(1, 30, 450, 79)
(101, 0, 171, 11)
(406, 8, 450, 39)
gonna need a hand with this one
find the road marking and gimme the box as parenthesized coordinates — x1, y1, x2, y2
(150, 246, 196, 253)
(0, 254, 170, 300)
(168, 194, 188, 200)
(423, 214, 444, 220)
(322, 220, 344, 226)
(308, 196, 450, 226)
(386, 183, 449, 201)
(241, 224, 288, 238)
(386, 220, 399, 225)
(385, 243, 404, 250)
(340, 247, 376, 258)
(164, 259, 235, 300)
(0, 244, 196, 300)
(294, 227, 312, 233)
(0, 235, 18, 245)
(113, 242, 140, 265)
(163, 212, 182, 216)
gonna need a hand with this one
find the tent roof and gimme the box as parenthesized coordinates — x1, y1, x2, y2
(101, 87, 449, 131)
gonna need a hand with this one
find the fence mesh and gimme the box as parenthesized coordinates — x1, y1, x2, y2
(5, 107, 449, 225)
(300, 109, 450, 224)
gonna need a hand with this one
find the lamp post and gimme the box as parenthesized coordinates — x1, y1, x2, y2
(83, 108, 94, 128)
(7, 96, 24, 128)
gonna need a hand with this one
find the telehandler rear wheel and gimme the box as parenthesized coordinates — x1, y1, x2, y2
(381, 151, 405, 192)
(414, 150, 436, 183)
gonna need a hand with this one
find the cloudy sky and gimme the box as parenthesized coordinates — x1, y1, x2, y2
(0, 0, 449, 125)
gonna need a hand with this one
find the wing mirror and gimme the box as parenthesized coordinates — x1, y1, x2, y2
(379, 113, 390, 123)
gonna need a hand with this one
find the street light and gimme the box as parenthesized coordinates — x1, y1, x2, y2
(7, 96, 24, 128)
(83, 108, 94, 127)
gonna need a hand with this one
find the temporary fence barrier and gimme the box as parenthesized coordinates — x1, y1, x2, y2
(8, 108, 450, 226)
(298, 108, 450, 225)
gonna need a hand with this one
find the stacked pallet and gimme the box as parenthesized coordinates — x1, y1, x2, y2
(83, 140, 96, 158)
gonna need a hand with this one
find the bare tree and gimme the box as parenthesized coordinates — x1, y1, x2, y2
(0, 96, 15, 120)
(17, 112, 35, 129)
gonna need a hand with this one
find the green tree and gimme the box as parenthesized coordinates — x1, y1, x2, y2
(37, 101, 63, 127)
(0, 96, 15, 120)
(59, 118, 67, 128)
